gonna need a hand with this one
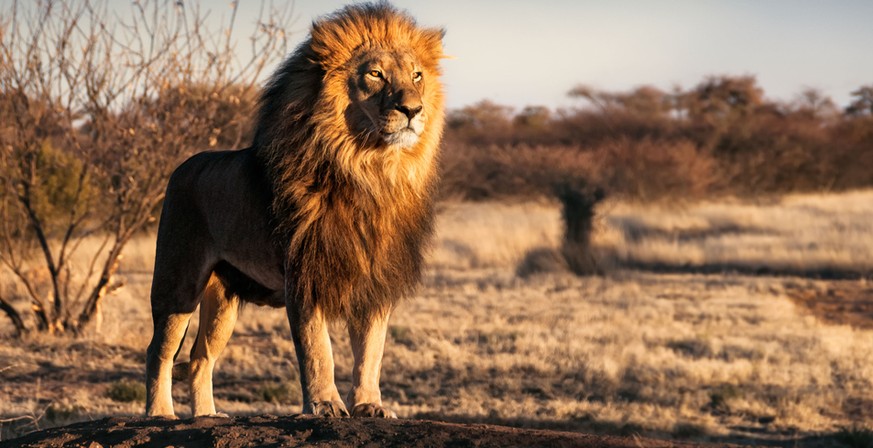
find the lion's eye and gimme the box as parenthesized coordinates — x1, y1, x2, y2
(412, 71, 423, 82)
(368, 70, 382, 79)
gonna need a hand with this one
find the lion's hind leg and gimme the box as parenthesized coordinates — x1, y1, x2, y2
(189, 274, 239, 417)
(145, 230, 215, 418)
(146, 310, 194, 418)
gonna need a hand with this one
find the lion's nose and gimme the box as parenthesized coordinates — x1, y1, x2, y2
(396, 104, 423, 119)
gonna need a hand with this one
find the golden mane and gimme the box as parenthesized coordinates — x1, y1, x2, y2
(252, 3, 446, 321)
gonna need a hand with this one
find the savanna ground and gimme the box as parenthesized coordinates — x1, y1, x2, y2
(2, 190, 873, 447)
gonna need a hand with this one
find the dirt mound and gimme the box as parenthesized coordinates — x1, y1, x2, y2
(1, 415, 721, 448)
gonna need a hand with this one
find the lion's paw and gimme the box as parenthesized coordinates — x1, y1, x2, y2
(147, 413, 179, 420)
(351, 403, 397, 419)
(194, 412, 230, 419)
(306, 400, 350, 418)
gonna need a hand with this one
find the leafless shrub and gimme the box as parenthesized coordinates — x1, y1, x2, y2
(0, 0, 292, 336)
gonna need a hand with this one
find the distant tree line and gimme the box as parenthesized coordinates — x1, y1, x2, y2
(440, 76, 873, 201)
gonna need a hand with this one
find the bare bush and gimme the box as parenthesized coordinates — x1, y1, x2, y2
(440, 144, 598, 200)
(590, 138, 718, 202)
(0, 0, 291, 335)
(443, 76, 873, 202)
(440, 138, 715, 203)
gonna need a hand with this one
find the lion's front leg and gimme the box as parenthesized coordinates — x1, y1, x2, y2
(287, 304, 348, 417)
(347, 311, 397, 418)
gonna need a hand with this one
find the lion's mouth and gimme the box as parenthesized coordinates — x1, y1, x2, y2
(382, 127, 420, 149)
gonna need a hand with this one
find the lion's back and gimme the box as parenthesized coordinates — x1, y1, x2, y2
(156, 148, 283, 294)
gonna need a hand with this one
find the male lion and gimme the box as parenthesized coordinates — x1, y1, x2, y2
(145, 3, 445, 419)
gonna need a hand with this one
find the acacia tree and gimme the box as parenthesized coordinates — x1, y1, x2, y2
(685, 75, 764, 126)
(846, 85, 873, 117)
(0, 0, 291, 336)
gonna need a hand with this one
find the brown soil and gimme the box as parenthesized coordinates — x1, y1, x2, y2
(1, 415, 730, 448)
(786, 280, 873, 330)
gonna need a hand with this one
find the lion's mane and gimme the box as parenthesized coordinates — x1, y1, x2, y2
(252, 3, 445, 321)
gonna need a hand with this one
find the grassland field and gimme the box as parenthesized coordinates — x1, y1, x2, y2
(2, 190, 873, 446)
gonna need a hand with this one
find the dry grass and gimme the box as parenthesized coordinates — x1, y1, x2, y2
(597, 189, 873, 276)
(2, 190, 873, 446)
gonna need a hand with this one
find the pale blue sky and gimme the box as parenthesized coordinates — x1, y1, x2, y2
(19, 0, 870, 111)
(258, 0, 870, 111)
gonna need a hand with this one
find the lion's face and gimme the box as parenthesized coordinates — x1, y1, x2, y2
(346, 49, 430, 149)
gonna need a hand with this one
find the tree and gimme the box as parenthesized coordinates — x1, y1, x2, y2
(846, 85, 873, 116)
(686, 75, 764, 125)
(447, 100, 514, 132)
(567, 84, 615, 112)
(0, 0, 291, 336)
(568, 84, 669, 118)
(792, 87, 838, 120)
(513, 105, 551, 130)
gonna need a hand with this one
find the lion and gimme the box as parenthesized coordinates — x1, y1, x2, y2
(145, 3, 445, 419)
